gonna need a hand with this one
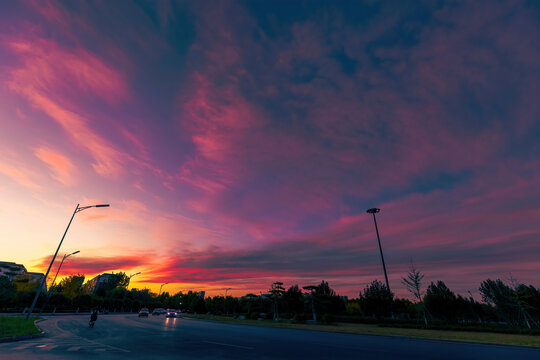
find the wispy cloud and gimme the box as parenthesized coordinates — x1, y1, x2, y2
(34, 146, 77, 186)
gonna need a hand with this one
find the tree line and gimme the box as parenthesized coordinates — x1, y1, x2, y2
(1, 268, 539, 331)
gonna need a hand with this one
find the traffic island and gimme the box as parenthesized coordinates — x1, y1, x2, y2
(0, 316, 45, 343)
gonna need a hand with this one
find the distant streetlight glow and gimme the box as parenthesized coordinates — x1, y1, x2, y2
(26, 203, 110, 320)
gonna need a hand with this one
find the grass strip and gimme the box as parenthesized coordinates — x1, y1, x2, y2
(183, 314, 540, 347)
(0, 316, 41, 338)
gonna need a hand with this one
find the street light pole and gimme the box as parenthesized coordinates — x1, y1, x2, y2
(26, 203, 109, 320)
(49, 251, 80, 293)
(159, 282, 168, 296)
(40, 250, 80, 314)
(128, 272, 141, 289)
(366, 208, 391, 297)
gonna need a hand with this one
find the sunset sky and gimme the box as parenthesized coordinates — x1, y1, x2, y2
(0, 1, 539, 299)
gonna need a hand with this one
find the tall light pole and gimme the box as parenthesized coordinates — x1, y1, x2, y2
(128, 272, 141, 289)
(39, 250, 80, 315)
(366, 208, 391, 297)
(159, 282, 168, 296)
(49, 250, 80, 292)
(225, 288, 231, 297)
(26, 203, 109, 320)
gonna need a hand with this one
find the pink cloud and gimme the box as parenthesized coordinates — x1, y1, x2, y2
(0, 160, 40, 191)
(34, 146, 76, 186)
(36, 255, 146, 278)
(0, 148, 42, 190)
(4, 36, 131, 179)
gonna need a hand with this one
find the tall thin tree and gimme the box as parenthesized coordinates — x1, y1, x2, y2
(401, 261, 428, 326)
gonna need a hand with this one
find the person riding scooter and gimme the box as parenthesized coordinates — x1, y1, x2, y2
(89, 309, 98, 327)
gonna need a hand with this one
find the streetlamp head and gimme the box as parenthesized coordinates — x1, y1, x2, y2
(71, 250, 80, 255)
(366, 208, 380, 214)
(95, 204, 110, 208)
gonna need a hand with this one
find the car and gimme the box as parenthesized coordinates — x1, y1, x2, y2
(152, 308, 166, 315)
(138, 308, 149, 317)
(166, 310, 176, 318)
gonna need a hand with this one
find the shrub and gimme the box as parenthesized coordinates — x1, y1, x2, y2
(322, 313, 334, 324)
(249, 312, 260, 320)
(264, 312, 273, 320)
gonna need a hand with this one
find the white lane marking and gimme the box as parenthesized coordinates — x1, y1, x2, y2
(81, 338, 130, 353)
(47, 317, 130, 353)
(12, 343, 35, 350)
(37, 344, 47, 348)
(202, 341, 254, 350)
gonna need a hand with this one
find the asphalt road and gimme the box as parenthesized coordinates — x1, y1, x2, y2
(1, 314, 539, 359)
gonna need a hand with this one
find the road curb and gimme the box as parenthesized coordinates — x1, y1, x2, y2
(0, 318, 46, 344)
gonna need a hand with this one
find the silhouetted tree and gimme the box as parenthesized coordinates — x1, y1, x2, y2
(269, 282, 285, 320)
(241, 293, 258, 315)
(401, 262, 428, 325)
(49, 293, 71, 310)
(73, 294, 94, 311)
(284, 285, 304, 316)
(345, 300, 361, 316)
(424, 281, 458, 322)
(303, 285, 318, 322)
(392, 298, 416, 319)
(58, 275, 85, 298)
(359, 280, 393, 319)
(0, 276, 15, 309)
(193, 297, 207, 314)
(315, 281, 345, 315)
(516, 284, 540, 325)
(480, 279, 539, 328)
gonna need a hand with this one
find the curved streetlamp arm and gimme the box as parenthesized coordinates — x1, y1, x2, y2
(76, 204, 109, 213)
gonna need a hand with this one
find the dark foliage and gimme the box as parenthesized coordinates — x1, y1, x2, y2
(0, 276, 16, 309)
(359, 280, 393, 319)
